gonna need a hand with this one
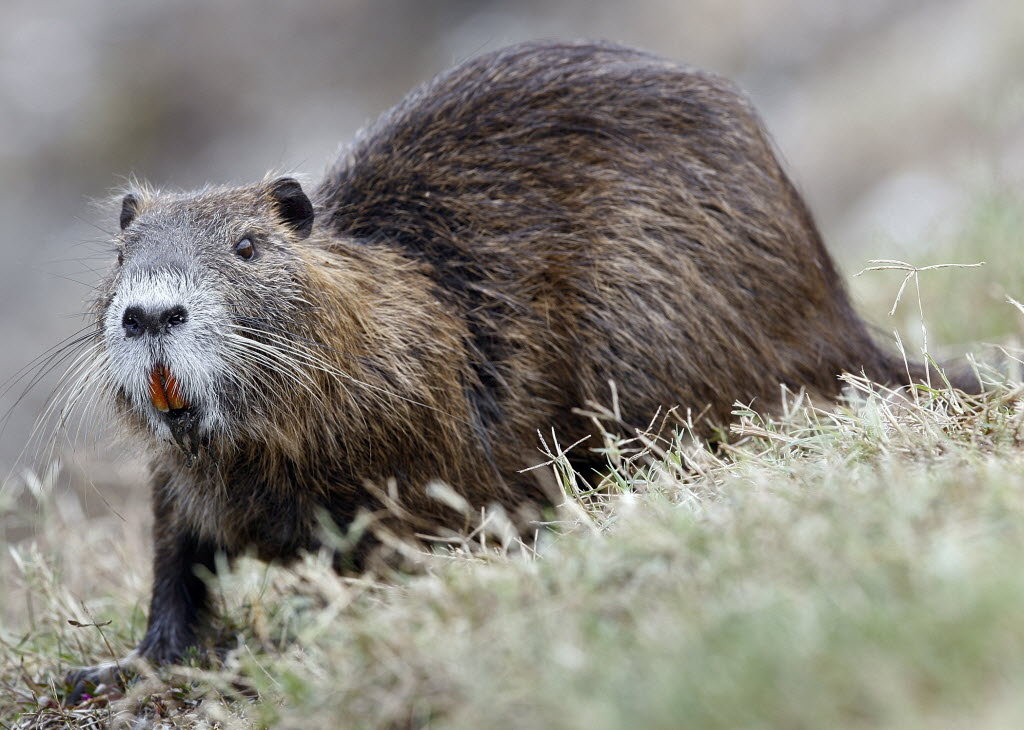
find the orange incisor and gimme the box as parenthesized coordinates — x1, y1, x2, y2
(149, 365, 187, 412)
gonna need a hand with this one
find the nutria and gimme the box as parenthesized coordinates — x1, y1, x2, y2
(65, 39, 968, 694)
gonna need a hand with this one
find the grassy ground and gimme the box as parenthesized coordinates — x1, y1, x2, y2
(2, 191, 1024, 729)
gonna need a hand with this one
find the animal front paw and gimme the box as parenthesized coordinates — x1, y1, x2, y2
(63, 655, 135, 706)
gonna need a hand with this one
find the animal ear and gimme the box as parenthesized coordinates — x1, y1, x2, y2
(120, 193, 139, 230)
(267, 177, 314, 239)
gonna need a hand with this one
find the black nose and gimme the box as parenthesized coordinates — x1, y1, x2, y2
(122, 305, 189, 338)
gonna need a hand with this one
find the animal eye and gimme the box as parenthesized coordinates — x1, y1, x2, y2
(234, 238, 256, 260)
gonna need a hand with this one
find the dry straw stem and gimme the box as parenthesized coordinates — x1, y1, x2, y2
(856, 258, 987, 390)
(855, 259, 987, 318)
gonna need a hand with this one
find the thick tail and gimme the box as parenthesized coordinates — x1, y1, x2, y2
(881, 354, 984, 395)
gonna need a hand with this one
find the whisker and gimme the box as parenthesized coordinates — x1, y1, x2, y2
(17, 342, 106, 471)
(0, 327, 103, 446)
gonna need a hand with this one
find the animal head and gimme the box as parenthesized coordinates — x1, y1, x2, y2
(96, 176, 321, 457)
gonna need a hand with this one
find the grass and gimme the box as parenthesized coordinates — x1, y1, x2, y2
(849, 188, 1024, 352)
(2, 190, 1024, 729)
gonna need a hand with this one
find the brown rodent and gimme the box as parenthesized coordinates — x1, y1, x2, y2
(67, 39, 971, 693)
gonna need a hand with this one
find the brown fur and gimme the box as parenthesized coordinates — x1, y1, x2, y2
(70, 40, 965, 686)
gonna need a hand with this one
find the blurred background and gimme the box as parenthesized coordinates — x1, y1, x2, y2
(0, 0, 1021, 490)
